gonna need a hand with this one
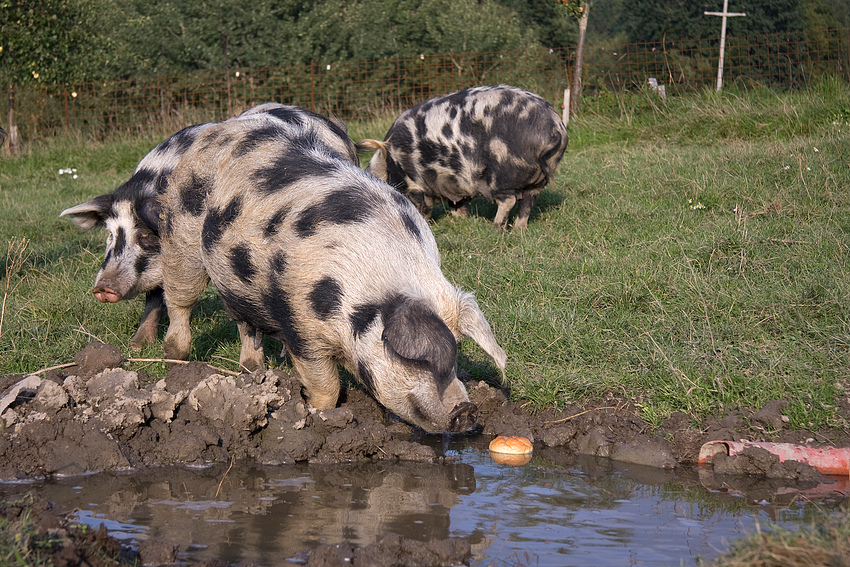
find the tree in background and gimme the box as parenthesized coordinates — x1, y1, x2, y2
(0, 0, 112, 152)
(108, 0, 296, 77)
(496, 0, 577, 48)
(0, 0, 111, 87)
(107, 0, 541, 78)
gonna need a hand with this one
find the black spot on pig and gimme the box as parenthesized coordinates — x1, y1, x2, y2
(158, 124, 203, 155)
(418, 139, 441, 166)
(180, 174, 209, 216)
(357, 360, 377, 396)
(294, 189, 370, 238)
(263, 207, 291, 239)
(265, 107, 352, 151)
(269, 252, 288, 274)
(264, 280, 305, 357)
(119, 169, 157, 200)
(264, 106, 306, 125)
(385, 156, 409, 193)
(308, 276, 343, 320)
(230, 243, 257, 283)
(218, 289, 266, 338)
(134, 254, 151, 275)
(202, 196, 242, 253)
(251, 138, 338, 194)
(198, 130, 231, 154)
(399, 212, 422, 243)
(114, 227, 127, 257)
(232, 125, 286, 158)
(350, 303, 379, 338)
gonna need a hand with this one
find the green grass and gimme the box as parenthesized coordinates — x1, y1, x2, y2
(0, 494, 56, 566)
(1, 80, 849, 430)
(699, 509, 850, 567)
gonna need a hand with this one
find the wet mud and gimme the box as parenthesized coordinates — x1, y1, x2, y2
(2, 341, 849, 565)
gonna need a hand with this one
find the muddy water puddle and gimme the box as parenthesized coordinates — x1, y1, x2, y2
(3, 435, 847, 566)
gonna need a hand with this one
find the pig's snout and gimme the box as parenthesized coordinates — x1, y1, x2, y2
(93, 286, 122, 303)
(449, 401, 478, 433)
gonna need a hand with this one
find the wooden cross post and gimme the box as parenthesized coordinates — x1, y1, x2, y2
(704, 0, 746, 91)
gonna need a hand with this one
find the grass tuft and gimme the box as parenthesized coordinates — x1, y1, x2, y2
(699, 511, 850, 567)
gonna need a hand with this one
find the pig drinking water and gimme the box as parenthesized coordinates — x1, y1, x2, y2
(160, 115, 507, 433)
(358, 84, 568, 230)
(60, 103, 358, 349)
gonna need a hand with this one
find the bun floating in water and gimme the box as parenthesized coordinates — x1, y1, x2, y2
(488, 435, 533, 465)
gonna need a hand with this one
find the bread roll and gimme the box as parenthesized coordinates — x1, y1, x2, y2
(489, 435, 533, 454)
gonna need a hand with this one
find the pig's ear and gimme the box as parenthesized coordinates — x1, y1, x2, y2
(137, 196, 163, 233)
(458, 292, 507, 379)
(382, 297, 457, 388)
(59, 194, 114, 230)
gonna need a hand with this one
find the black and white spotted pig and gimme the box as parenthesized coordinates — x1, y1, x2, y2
(160, 116, 507, 433)
(60, 103, 359, 350)
(358, 84, 568, 230)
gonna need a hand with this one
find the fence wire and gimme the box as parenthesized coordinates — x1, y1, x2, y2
(4, 27, 850, 144)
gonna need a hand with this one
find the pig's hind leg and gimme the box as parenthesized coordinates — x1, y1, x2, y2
(512, 188, 541, 231)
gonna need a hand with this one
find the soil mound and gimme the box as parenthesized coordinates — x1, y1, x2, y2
(1, 341, 848, 481)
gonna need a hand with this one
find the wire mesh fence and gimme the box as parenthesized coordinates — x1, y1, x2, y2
(4, 26, 850, 146)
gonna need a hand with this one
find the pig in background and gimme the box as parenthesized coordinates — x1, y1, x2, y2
(358, 84, 568, 230)
(160, 114, 507, 433)
(59, 103, 359, 350)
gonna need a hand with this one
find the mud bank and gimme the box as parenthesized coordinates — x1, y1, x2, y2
(2, 342, 849, 481)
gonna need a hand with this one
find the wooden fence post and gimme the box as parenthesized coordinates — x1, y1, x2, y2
(6, 84, 17, 155)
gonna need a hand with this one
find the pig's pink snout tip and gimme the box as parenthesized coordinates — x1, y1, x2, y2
(93, 287, 122, 303)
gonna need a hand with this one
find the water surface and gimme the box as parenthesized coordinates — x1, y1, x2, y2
(4, 436, 846, 566)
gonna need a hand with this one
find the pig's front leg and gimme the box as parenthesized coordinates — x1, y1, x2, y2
(163, 302, 194, 361)
(129, 288, 165, 351)
(237, 321, 265, 372)
(493, 195, 517, 230)
(162, 267, 209, 362)
(290, 355, 340, 410)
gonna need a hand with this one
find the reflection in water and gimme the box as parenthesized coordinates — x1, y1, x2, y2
(0, 436, 844, 566)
